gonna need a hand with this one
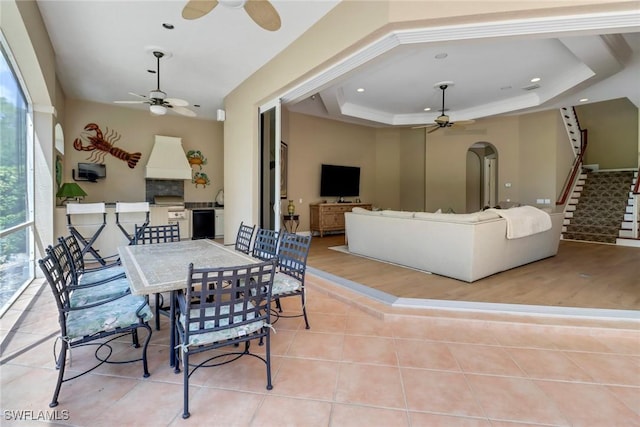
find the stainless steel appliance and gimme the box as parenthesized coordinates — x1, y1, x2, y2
(154, 196, 190, 239)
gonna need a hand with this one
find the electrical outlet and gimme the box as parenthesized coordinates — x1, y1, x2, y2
(544, 199, 551, 204)
(299, 198, 303, 203)
(536, 198, 544, 204)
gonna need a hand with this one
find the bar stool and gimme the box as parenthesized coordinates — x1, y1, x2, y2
(115, 202, 150, 245)
(65, 202, 111, 265)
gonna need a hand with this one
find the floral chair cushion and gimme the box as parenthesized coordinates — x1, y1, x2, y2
(66, 294, 152, 340)
(272, 272, 301, 296)
(79, 265, 125, 285)
(70, 277, 131, 307)
(178, 302, 265, 348)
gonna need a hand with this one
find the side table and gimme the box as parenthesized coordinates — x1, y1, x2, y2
(282, 214, 300, 233)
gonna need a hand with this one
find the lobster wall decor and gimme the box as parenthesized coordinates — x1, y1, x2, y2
(73, 123, 142, 168)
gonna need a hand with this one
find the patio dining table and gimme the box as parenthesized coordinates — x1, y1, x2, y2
(118, 239, 259, 367)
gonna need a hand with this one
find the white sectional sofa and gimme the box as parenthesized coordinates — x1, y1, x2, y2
(344, 207, 563, 282)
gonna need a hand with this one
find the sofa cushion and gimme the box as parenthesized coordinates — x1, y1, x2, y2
(351, 207, 379, 215)
(413, 211, 500, 223)
(380, 210, 415, 218)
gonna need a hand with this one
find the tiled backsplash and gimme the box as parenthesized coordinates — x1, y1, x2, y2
(145, 179, 184, 203)
(185, 202, 215, 208)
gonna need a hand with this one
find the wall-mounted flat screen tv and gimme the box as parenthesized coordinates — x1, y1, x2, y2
(77, 162, 106, 182)
(320, 164, 360, 198)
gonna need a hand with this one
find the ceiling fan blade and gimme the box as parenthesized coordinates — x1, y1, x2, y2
(412, 121, 441, 130)
(114, 100, 148, 104)
(244, 0, 281, 31)
(427, 126, 442, 134)
(182, 0, 219, 19)
(171, 105, 197, 117)
(165, 97, 189, 107)
(128, 92, 148, 99)
(452, 119, 476, 126)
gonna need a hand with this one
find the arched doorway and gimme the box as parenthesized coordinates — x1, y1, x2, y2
(466, 142, 498, 212)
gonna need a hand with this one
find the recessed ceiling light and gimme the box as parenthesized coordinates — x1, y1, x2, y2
(530, 77, 541, 83)
(356, 88, 365, 93)
(500, 85, 512, 90)
(579, 98, 588, 102)
(162, 23, 174, 30)
(435, 53, 448, 59)
(423, 107, 431, 111)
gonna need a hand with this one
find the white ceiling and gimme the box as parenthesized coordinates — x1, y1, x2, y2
(37, 1, 639, 125)
(36, 0, 341, 120)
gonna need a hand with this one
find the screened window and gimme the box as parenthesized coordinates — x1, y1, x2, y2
(0, 42, 34, 312)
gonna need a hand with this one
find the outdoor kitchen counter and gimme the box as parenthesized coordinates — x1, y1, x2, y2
(54, 204, 190, 258)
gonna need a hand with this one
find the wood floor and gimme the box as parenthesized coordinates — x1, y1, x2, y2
(306, 235, 640, 311)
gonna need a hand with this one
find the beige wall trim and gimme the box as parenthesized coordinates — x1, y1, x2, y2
(281, 9, 640, 109)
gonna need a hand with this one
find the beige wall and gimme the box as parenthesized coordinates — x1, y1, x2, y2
(285, 108, 578, 225)
(576, 98, 639, 169)
(398, 129, 426, 211)
(284, 112, 428, 231)
(63, 100, 223, 204)
(373, 129, 401, 210)
(225, 0, 638, 240)
(286, 112, 377, 231)
(425, 115, 520, 213)
(224, 1, 390, 240)
(518, 110, 561, 207)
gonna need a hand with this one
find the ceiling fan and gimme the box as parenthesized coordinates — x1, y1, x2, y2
(182, 0, 281, 32)
(114, 51, 196, 117)
(414, 83, 475, 133)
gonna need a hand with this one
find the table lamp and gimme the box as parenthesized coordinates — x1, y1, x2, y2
(56, 182, 87, 204)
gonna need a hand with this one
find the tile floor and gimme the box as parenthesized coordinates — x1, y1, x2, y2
(1, 274, 639, 426)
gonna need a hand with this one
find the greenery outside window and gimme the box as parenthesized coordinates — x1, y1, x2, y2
(0, 42, 34, 314)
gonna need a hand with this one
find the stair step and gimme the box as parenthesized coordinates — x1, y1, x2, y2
(568, 217, 623, 227)
(619, 229, 635, 238)
(562, 232, 618, 244)
(565, 224, 621, 235)
(574, 200, 628, 211)
(620, 221, 635, 230)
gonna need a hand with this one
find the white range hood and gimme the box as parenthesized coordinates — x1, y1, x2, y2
(145, 135, 192, 180)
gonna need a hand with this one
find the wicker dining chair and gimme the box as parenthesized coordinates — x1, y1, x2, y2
(174, 259, 277, 419)
(234, 221, 256, 254)
(272, 232, 312, 329)
(48, 239, 130, 307)
(251, 228, 280, 261)
(38, 251, 152, 408)
(133, 223, 181, 330)
(58, 234, 125, 287)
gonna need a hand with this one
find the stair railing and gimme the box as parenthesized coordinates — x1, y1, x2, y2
(557, 129, 588, 206)
(633, 166, 639, 239)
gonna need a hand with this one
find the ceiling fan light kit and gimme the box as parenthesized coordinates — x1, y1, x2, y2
(413, 82, 475, 132)
(150, 104, 167, 115)
(114, 49, 196, 117)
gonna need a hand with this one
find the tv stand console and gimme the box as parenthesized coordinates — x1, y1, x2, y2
(310, 202, 372, 237)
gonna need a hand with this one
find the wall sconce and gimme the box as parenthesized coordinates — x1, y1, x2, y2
(56, 182, 87, 204)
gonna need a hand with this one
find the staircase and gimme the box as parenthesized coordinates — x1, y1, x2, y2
(563, 170, 635, 244)
(618, 170, 639, 243)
